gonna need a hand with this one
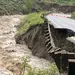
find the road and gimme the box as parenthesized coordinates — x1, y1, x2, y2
(46, 15, 75, 32)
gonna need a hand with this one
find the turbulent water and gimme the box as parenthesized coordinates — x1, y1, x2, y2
(0, 15, 50, 75)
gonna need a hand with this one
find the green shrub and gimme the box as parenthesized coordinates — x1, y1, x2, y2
(20, 57, 31, 75)
(0, 0, 24, 15)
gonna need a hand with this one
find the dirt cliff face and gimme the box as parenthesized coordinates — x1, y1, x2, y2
(16, 24, 75, 59)
(16, 24, 53, 61)
(16, 23, 75, 74)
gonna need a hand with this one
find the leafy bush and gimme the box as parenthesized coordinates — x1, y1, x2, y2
(20, 57, 31, 75)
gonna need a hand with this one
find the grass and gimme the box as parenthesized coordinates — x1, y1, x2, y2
(18, 11, 48, 34)
(20, 57, 59, 75)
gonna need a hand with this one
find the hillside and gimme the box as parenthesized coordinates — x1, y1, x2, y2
(0, 0, 75, 75)
(0, 0, 75, 15)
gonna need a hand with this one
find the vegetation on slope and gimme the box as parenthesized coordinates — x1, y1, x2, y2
(0, 0, 75, 15)
(56, 0, 75, 5)
(18, 12, 48, 34)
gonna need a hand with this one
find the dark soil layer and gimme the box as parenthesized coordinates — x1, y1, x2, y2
(16, 23, 75, 73)
(16, 24, 53, 61)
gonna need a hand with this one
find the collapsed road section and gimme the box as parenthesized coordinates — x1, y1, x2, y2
(45, 13, 75, 74)
(16, 13, 75, 75)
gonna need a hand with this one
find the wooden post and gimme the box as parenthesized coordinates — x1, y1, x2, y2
(68, 59, 75, 75)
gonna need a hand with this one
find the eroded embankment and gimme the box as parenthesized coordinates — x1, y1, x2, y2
(16, 24, 52, 61)
(16, 23, 75, 73)
(16, 23, 75, 59)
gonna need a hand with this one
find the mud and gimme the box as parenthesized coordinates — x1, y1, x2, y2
(16, 23, 75, 60)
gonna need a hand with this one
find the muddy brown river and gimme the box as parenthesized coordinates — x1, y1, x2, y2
(0, 15, 50, 75)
